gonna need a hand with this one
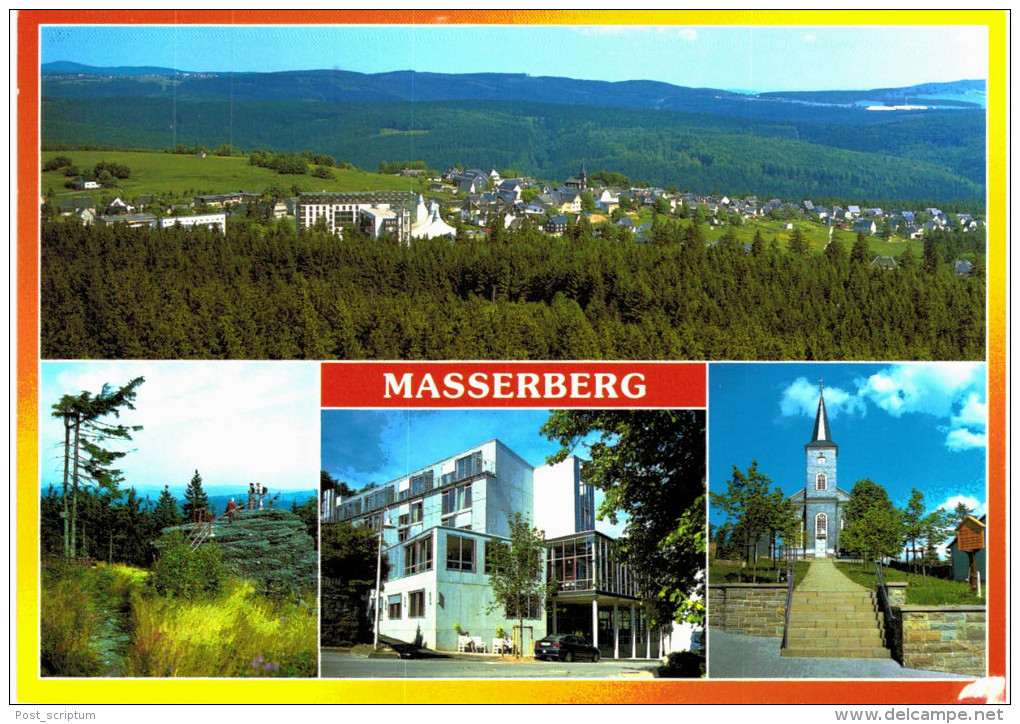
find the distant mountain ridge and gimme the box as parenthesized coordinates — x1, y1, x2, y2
(42, 62, 986, 111)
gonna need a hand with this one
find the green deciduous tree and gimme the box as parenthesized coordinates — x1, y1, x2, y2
(485, 512, 557, 658)
(840, 479, 904, 566)
(320, 521, 389, 646)
(711, 461, 800, 581)
(542, 410, 705, 627)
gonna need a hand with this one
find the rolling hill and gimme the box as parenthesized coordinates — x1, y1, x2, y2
(40, 64, 987, 203)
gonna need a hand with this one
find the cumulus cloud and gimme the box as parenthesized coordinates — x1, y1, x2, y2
(779, 377, 864, 418)
(937, 494, 986, 519)
(779, 364, 986, 452)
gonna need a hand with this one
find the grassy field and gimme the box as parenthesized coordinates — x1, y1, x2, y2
(40, 150, 425, 199)
(709, 559, 810, 587)
(834, 562, 984, 606)
(40, 559, 317, 678)
(618, 208, 923, 258)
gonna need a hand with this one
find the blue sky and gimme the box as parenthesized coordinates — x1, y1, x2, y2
(39, 361, 320, 493)
(321, 408, 625, 536)
(708, 362, 987, 527)
(40, 25, 988, 92)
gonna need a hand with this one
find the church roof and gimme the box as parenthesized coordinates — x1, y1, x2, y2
(806, 385, 838, 451)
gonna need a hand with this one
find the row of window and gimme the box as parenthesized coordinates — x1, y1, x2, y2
(399, 533, 506, 577)
(384, 589, 539, 621)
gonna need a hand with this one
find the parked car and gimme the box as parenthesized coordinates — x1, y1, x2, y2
(534, 634, 601, 662)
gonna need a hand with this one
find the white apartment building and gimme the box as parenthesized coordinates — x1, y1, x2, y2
(323, 439, 674, 658)
(297, 191, 415, 243)
(159, 212, 227, 235)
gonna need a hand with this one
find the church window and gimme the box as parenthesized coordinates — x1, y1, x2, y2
(815, 513, 828, 539)
(816, 473, 827, 491)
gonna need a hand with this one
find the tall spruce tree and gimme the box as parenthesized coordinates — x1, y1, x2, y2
(152, 484, 183, 531)
(182, 469, 210, 521)
(51, 376, 144, 558)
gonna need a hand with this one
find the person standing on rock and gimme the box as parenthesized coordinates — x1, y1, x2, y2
(248, 483, 256, 511)
(225, 497, 239, 523)
(259, 485, 268, 510)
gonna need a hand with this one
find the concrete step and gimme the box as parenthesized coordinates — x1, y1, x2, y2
(786, 632, 885, 647)
(782, 645, 892, 659)
(789, 610, 882, 622)
(793, 591, 876, 600)
(786, 627, 885, 641)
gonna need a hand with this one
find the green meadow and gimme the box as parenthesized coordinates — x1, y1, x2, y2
(40, 150, 424, 199)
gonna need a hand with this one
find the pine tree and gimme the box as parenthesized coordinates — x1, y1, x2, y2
(51, 377, 144, 558)
(152, 484, 183, 531)
(182, 469, 209, 521)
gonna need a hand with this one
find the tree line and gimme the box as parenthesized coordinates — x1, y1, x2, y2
(41, 216, 985, 361)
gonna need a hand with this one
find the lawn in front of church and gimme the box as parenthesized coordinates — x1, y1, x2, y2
(708, 559, 810, 586)
(834, 562, 985, 605)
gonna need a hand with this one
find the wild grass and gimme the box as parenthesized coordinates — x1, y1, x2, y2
(124, 578, 317, 678)
(40, 561, 144, 676)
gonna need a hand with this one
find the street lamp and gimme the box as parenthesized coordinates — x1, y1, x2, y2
(373, 516, 397, 650)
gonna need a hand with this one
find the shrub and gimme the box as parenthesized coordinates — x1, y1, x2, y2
(40, 561, 103, 676)
(311, 166, 334, 180)
(658, 651, 706, 678)
(149, 530, 226, 600)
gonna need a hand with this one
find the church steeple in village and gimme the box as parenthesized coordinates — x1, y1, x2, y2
(808, 379, 835, 447)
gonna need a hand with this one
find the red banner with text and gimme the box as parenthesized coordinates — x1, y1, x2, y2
(321, 362, 706, 408)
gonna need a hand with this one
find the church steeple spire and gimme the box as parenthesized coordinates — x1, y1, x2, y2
(808, 379, 835, 447)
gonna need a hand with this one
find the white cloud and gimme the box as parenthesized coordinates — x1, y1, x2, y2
(803, 33, 817, 44)
(677, 28, 698, 43)
(778, 364, 986, 453)
(937, 494, 986, 519)
(41, 362, 319, 491)
(944, 428, 987, 452)
(779, 377, 864, 418)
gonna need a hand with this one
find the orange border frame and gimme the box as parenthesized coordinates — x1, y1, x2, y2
(14, 9, 1008, 704)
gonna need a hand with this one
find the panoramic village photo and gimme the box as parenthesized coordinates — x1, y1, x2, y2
(707, 362, 987, 679)
(38, 24, 987, 362)
(318, 408, 706, 678)
(38, 362, 320, 677)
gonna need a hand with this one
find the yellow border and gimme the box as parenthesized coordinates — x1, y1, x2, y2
(16, 8, 1008, 704)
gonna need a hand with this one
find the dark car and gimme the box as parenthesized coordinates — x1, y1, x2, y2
(534, 634, 601, 662)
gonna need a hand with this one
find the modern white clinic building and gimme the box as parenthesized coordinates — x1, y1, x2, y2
(322, 438, 696, 658)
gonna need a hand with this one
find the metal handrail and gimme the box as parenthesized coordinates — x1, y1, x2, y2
(780, 557, 795, 649)
(873, 560, 897, 621)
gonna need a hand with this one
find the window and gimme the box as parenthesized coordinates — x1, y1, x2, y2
(409, 590, 426, 618)
(410, 470, 433, 496)
(504, 594, 542, 620)
(387, 594, 401, 620)
(398, 527, 409, 543)
(404, 536, 433, 576)
(454, 452, 483, 481)
(816, 473, 827, 491)
(442, 484, 472, 515)
(411, 501, 423, 523)
(446, 534, 475, 572)
(398, 513, 410, 526)
(485, 541, 508, 574)
(815, 513, 828, 539)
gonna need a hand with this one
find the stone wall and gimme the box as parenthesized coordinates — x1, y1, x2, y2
(708, 584, 788, 637)
(890, 605, 986, 676)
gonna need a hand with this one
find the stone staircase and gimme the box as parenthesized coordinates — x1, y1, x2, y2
(782, 589, 890, 658)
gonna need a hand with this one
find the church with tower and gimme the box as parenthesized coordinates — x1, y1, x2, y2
(786, 382, 853, 557)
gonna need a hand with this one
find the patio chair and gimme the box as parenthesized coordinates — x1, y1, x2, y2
(457, 634, 474, 652)
(470, 636, 486, 653)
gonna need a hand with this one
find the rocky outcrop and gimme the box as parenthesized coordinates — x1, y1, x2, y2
(156, 509, 316, 595)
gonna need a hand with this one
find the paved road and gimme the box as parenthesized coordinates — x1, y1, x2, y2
(321, 650, 662, 679)
(708, 630, 973, 680)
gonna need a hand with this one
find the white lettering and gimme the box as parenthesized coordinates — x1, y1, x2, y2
(383, 372, 413, 399)
(467, 372, 490, 399)
(443, 372, 465, 399)
(621, 373, 647, 399)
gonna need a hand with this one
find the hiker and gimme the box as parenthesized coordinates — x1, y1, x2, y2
(225, 497, 239, 523)
(247, 483, 256, 510)
(259, 485, 268, 510)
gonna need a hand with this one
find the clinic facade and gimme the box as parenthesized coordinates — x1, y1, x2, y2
(322, 439, 669, 658)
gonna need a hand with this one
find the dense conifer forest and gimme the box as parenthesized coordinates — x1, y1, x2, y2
(41, 219, 984, 361)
